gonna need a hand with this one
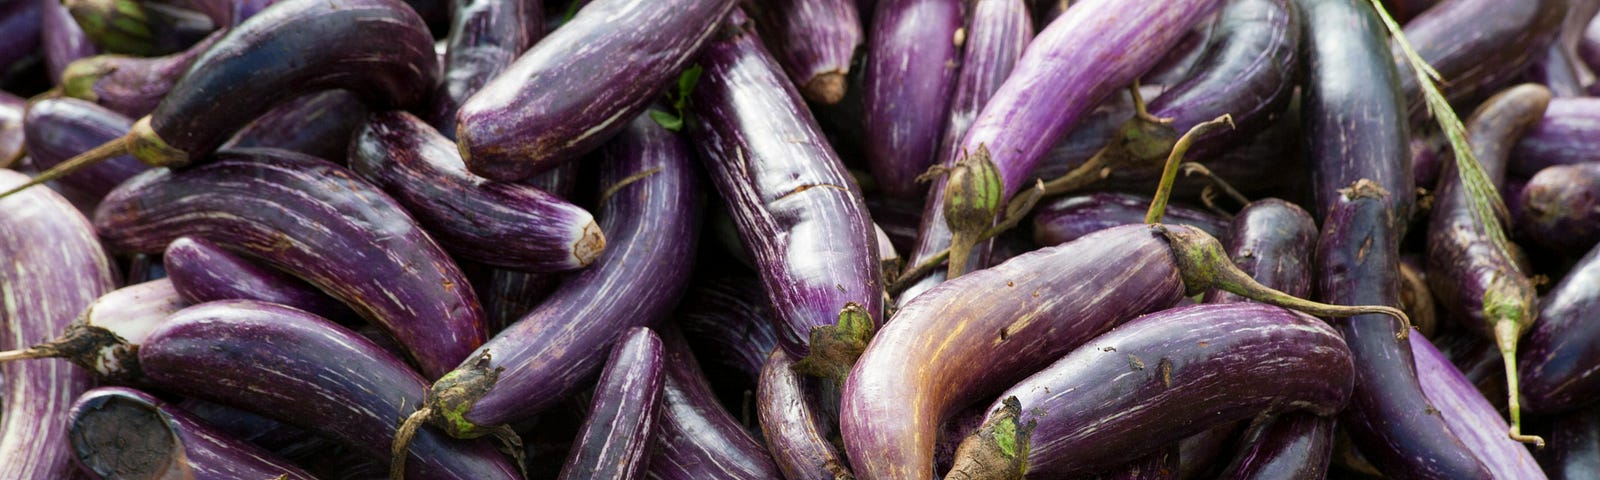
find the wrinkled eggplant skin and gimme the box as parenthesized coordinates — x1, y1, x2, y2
(1410, 331, 1546, 479)
(861, 0, 961, 199)
(1398, 0, 1563, 118)
(558, 327, 664, 480)
(1217, 415, 1334, 480)
(456, 0, 736, 181)
(41, 0, 98, 83)
(63, 31, 224, 119)
(1537, 409, 1600, 480)
(223, 90, 370, 164)
(647, 328, 783, 480)
(1204, 199, 1317, 303)
(428, 0, 543, 138)
(138, 301, 519, 479)
(22, 97, 147, 198)
(0, 0, 41, 75)
(0, 170, 117, 480)
(842, 225, 1188, 480)
(1518, 163, 1600, 256)
(162, 236, 351, 322)
(93, 149, 486, 379)
(743, 0, 862, 104)
(68, 387, 317, 480)
(759, 348, 851, 480)
(1033, 192, 1230, 248)
(1522, 243, 1600, 415)
(1510, 98, 1600, 177)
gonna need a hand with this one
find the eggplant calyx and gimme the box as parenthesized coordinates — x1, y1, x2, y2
(943, 144, 1005, 279)
(60, 58, 116, 102)
(793, 303, 876, 383)
(127, 116, 189, 167)
(0, 323, 135, 376)
(391, 352, 504, 479)
(944, 397, 1034, 480)
(1040, 116, 1179, 197)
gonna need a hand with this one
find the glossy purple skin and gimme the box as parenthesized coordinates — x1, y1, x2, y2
(1538, 408, 1600, 480)
(843, 225, 1188, 480)
(1397, 0, 1563, 119)
(688, 15, 884, 363)
(93, 149, 486, 379)
(0, 170, 116, 480)
(558, 327, 664, 480)
(1203, 199, 1316, 303)
(648, 328, 782, 479)
(68, 387, 316, 480)
(1032, 192, 1230, 248)
(137, 300, 519, 479)
(1144, 23, 1212, 87)
(745, 0, 862, 104)
(222, 90, 369, 163)
(1518, 163, 1600, 256)
(1521, 243, 1600, 414)
(981, 303, 1353, 478)
(0, 92, 20, 165)
(456, 0, 736, 182)
(162, 236, 350, 322)
(0, 0, 40, 78)
(63, 31, 223, 119)
(1217, 414, 1334, 480)
(1410, 332, 1547, 479)
(759, 348, 851, 480)
(147, 0, 438, 161)
(861, 0, 960, 199)
(1096, 446, 1179, 480)
(176, 398, 329, 461)
(351, 110, 602, 272)
(1177, 422, 1245, 479)
(41, 0, 99, 83)
(679, 273, 780, 383)
(1315, 182, 1492, 479)
(22, 97, 147, 198)
(428, 0, 543, 138)
(1510, 98, 1600, 177)
(476, 163, 580, 333)
(453, 113, 701, 429)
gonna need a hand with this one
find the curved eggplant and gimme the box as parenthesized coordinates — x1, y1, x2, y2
(678, 273, 780, 386)
(222, 89, 369, 163)
(428, 0, 542, 137)
(1521, 242, 1600, 415)
(1397, 0, 1563, 118)
(745, 0, 862, 105)
(1410, 330, 1547, 479)
(42, 0, 99, 83)
(1524, 42, 1586, 98)
(647, 327, 783, 479)
(758, 348, 853, 480)
(1216, 415, 1334, 480)
(68, 387, 316, 480)
(59, 30, 224, 119)
(558, 327, 664, 480)
(0, 279, 181, 385)
(1509, 97, 1600, 177)
(1032, 192, 1229, 248)
(1518, 162, 1600, 256)
(861, 0, 961, 199)
(475, 163, 582, 333)
(22, 97, 146, 198)
(162, 236, 349, 322)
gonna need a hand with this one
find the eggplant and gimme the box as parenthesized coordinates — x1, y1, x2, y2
(94, 148, 486, 379)
(647, 327, 783, 479)
(1096, 447, 1179, 480)
(22, 97, 147, 198)
(137, 300, 519, 479)
(1521, 242, 1600, 415)
(0, 92, 19, 166)
(162, 236, 349, 322)
(59, 30, 225, 119)
(1538, 409, 1600, 480)
(946, 303, 1353, 479)
(1143, 23, 1213, 87)
(1177, 424, 1246, 480)
(0, 279, 181, 385)
(744, 0, 862, 105)
(454, 0, 736, 181)
(0, 0, 40, 76)
(1525, 42, 1587, 98)
(222, 89, 369, 163)
(62, 0, 211, 57)
(1216, 415, 1334, 480)
(42, 0, 99, 83)
(428, 0, 543, 138)
(860, 0, 961, 199)
(175, 398, 333, 462)
(1584, 14, 1600, 74)
(1032, 192, 1229, 248)
(758, 348, 853, 480)
(351, 110, 604, 273)
(1518, 162, 1600, 256)
(1410, 330, 1547, 479)
(475, 162, 583, 333)
(687, 12, 883, 381)
(1397, 0, 1563, 118)
(678, 273, 780, 388)
(1510, 98, 1600, 177)
(68, 387, 317, 480)
(0, 169, 117, 479)
(1203, 198, 1316, 303)
(558, 327, 664, 480)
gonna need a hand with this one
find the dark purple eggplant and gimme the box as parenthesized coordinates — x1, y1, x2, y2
(1032, 192, 1229, 248)
(558, 327, 664, 480)
(162, 236, 350, 322)
(137, 300, 520, 479)
(126, 253, 166, 283)
(68, 387, 317, 480)
(59, 30, 225, 119)
(678, 273, 780, 387)
(946, 303, 1353, 479)
(0, 92, 20, 167)
(1410, 330, 1546, 478)
(687, 12, 883, 381)
(42, 0, 100, 83)
(758, 348, 852, 480)
(1096, 447, 1180, 480)
(1177, 422, 1247, 480)
(351, 110, 604, 273)
(1203, 198, 1316, 303)
(0, 279, 182, 385)
(1538, 409, 1600, 480)
(175, 398, 333, 462)
(428, 0, 543, 138)
(1521, 242, 1600, 415)
(1518, 162, 1600, 256)
(1410, 133, 1447, 191)
(1397, 0, 1563, 118)
(744, 0, 862, 105)
(1143, 22, 1214, 87)
(454, 0, 736, 181)
(860, 0, 961, 199)
(1216, 415, 1334, 480)
(1525, 42, 1587, 98)
(221, 89, 369, 163)
(0, 169, 117, 479)
(94, 148, 486, 379)
(1510, 98, 1600, 177)
(22, 97, 147, 198)
(648, 327, 783, 479)
(0, 0, 41, 77)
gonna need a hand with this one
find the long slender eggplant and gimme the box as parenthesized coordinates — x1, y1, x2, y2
(475, 163, 582, 333)
(1216, 415, 1334, 480)
(688, 13, 883, 381)
(1410, 330, 1547, 479)
(744, 0, 862, 105)
(137, 300, 520, 479)
(648, 327, 783, 479)
(94, 148, 486, 379)
(0, 92, 20, 167)
(1033, 192, 1229, 247)
(861, 0, 961, 199)
(945, 303, 1353, 479)
(41, 0, 99, 83)
(222, 89, 369, 163)
(176, 398, 332, 461)
(0, 279, 181, 385)
(22, 97, 146, 198)
(1397, 0, 1563, 118)
(428, 0, 543, 138)
(759, 348, 853, 480)
(68, 387, 317, 480)
(1521, 242, 1600, 415)
(1538, 409, 1600, 480)
(0, 169, 117, 479)
(0, 0, 41, 76)
(1510, 99, 1600, 177)
(59, 30, 225, 119)
(162, 236, 349, 322)
(558, 327, 664, 480)
(1517, 162, 1600, 256)
(679, 273, 780, 385)
(454, 0, 736, 181)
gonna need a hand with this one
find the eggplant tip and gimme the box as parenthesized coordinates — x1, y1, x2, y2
(803, 72, 847, 105)
(572, 220, 606, 267)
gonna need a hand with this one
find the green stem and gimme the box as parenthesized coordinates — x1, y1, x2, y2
(1128, 79, 1170, 125)
(1180, 162, 1250, 207)
(1145, 115, 1235, 224)
(1497, 321, 1544, 447)
(0, 135, 132, 200)
(946, 232, 977, 279)
(0, 347, 55, 363)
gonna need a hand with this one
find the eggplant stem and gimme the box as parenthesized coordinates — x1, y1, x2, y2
(597, 166, 662, 206)
(1198, 186, 1234, 219)
(0, 135, 131, 200)
(1145, 115, 1235, 224)
(895, 181, 1044, 294)
(1128, 79, 1171, 126)
(1180, 162, 1250, 207)
(888, 249, 949, 297)
(1497, 321, 1544, 448)
(0, 347, 56, 362)
(944, 397, 1034, 480)
(946, 232, 977, 279)
(389, 406, 433, 480)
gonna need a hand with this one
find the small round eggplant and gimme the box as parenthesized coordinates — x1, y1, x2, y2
(1517, 162, 1600, 256)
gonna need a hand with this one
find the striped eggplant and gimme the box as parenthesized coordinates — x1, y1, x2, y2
(558, 327, 664, 480)
(946, 303, 1353, 479)
(1518, 162, 1600, 256)
(1510, 98, 1600, 177)
(861, 0, 961, 199)
(162, 236, 349, 322)
(137, 300, 520, 479)
(759, 348, 853, 480)
(22, 97, 146, 198)
(744, 0, 862, 104)
(221, 89, 369, 163)
(0, 279, 181, 385)
(41, 0, 99, 83)
(648, 327, 783, 479)
(1538, 409, 1600, 480)
(687, 12, 883, 382)
(454, 0, 736, 181)
(0, 169, 117, 479)
(475, 162, 582, 333)
(0, 0, 40, 76)
(59, 30, 225, 119)
(1397, 0, 1563, 118)
(1521, 242, 1600, 415)
(94, 148, 486, 379)
(0, 92, 21, 166)
(1216, 414, 1334, 480)
(428, 0, 543, 138)
(1410, 330, 1547, 479)
(678, 273, 780, 388)
(1032, 192, 1229, 248)
(350, 110, 604, 273)
(68, 387, 317, 480)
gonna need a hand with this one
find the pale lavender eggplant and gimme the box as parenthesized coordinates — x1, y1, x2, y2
(558, 327, 664, 480)
(0, 279, 183, 385)
(350, 110, 604, 272)
(1032, 192, 1229, 247)
(1203, 199, 1317, 303)
(22, 97, 146, 198)
(679, 273, 780, 384)
(68, 387, 317, 480)
(0, 92, 20, 166)
(222, 89, 369, 163)
(0, 169, 117, 479)
(758, 348, 853, 480)
(1510, 97, 1600, 177)
(1518, 162, 1600, 256)
(1521, 243, 1600, 414)
(58, 30, 225, 119)
(1397, 0, 1563, 118)
(647, 327, 783, 479)
(1538, 409, 1600, 480)
(1216, 415, 1334, 480)
(137, 300, 520, 479)
(745, 0, 862, 105)
(428, 0, 543, 138)
(41, 0, 99, 83)
(0, 0, 40, 75)
(1410, 331, 1547, 479)
(162, 236, 350, 322)
(93, 148, 486, 379)
(861, 0, 961, 199)
(455, 0, 737, 181)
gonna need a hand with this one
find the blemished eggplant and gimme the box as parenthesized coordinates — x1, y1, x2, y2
(1518, 162, 1600, 256)
(222, 89, 369, 163)
(0, 0, 40, 76)
(0, 279, 181, 385)
(0, 169, 117, 479)
(744, 0, 862, 105)
(94, 148, 486, 379)
(1538, 409, 1600, 480)
(41, 0, 99, 83)
(1409, 330, 1547, 479)
(687, 12, 883, 382)
(648, 327, 783, 479)
(945, 303, 1354, 479)
(350, 110, 605, 273)
(137, 300, 520, 479)
(428, 0, 543, 138)
(1397, 0, 1563, 118)
(1203, 198, 1316, 303)
(59, 30, 224, 119)
(454, 0, 736, 182)
(558, 327, 663, 480)
(1521, 242, 1600, 415)
(1032, 192, 1229, 248)
(22, 97, 146, 198)
(1510, 97, 1600, 177)
(758, 348, 853, 480)
(1215, 415, 1333, 480)
(860, 0, 961, 199)
(68, 387, 317, 480)
(162, 236, 349, 322)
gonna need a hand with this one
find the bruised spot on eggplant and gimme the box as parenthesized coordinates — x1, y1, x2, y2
(1128, 354, 1145, 371)
(1159, 358, 1173, 388)
(70, 394, 191, 479)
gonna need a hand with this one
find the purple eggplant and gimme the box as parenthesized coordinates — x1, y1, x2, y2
(22, 97, 147, 198)
(42, 0, 100, 83)
(648, 327, 783, 479)
(221, 89, 369, 163)
(0, 279, 182, 385)
(1510, 98, 1600, 177)
(1096, 447, 1180, 480)
(162, 236, 349, 322)
(351, 110, 604, 273)
(1525, 42, 1587, 98)
(0, 92, 20, 167)
(1032, 192, 1229, 248)
(744, 0, 862, 105)
(860, 0, 961, 199)
(68, 387, 317, 480)
(1521, 242, 1600, 414)
(1410, 331, 1547, 479)
(1143, 23, 1214, 87)
(137, 300, 520, 479)
(1177, 426, 1245, 480)
(62, 0, 211, 57)
(558, 327, 663, 480)
(1538, 409, 1600, 480)
(0, 169, 117, 479)
(59, 30, 225, 119)
(94, 148, 486, 379)
(1518, 162, 1600, 256)
(687, 12, 883, 381)
(1397, 0, 1563, 118)
(0, 0, 41, 76)
(1203, 198, 1316, 303)
(1216, 415, 1334, 480)
(758, 348, 852, 480)
(474, 162, 582, 333)
(428, 0, 543, 138)
(678, 273, 780, 387)
(946, 303, 1353, 479)
(175, 398, 333, 462)
(454, 0, 736, 182)
(1584, 14, 1600, 74)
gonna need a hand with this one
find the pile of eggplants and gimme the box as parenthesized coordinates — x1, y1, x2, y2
(5, 0, 1600, 478)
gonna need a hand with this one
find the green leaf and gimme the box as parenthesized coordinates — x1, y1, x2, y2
(648, 109, 683, 132)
